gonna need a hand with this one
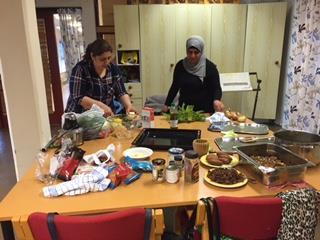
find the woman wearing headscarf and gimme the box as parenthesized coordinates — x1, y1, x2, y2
(164, 35, 224, 113)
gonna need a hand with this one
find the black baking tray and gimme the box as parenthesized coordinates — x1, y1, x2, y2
(132, 128, 201, 150)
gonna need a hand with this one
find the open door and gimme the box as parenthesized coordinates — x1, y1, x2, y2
(36, 8, 64, 125)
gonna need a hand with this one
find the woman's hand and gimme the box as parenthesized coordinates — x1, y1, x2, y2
(213, 100, 224, 112)
(126, 105, 138, 114)
(162, 105, 169, 113)
(80, 96, 114, 116)
(120, 94, 139, 114)
(101, 105, 114, 117)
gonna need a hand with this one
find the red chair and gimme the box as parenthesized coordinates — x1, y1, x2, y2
(196, 196, 283, 240)
(24, 208, 163, 240)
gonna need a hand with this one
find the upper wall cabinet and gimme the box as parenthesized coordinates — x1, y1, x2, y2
(211, 4, 247, 111)
(211, 4, 247, 73)
(241, 2, 287, 119)
(175, 5, 212, 61)
(114, 5, 140, 50)
(139, 5, 176, 99)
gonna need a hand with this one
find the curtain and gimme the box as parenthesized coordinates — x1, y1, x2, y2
(282, 0, 320, 133)
(57, 8, 85, 80)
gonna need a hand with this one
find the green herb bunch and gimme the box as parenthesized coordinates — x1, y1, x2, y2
(164, 104, 206, 122)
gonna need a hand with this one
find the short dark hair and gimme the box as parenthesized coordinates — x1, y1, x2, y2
(83, 39, 113, 61)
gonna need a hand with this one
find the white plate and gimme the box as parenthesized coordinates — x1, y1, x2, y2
(123, 147, 153, 160)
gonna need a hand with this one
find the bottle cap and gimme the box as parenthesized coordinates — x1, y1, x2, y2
(185, 150, 198, 159)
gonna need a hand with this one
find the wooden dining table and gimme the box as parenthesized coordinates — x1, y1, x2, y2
(1, 116, 319, 240)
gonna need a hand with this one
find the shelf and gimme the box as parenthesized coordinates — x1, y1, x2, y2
(118, 64, 139, 66)
(118, 64, 140, 83)
(117, 50, 140, 65)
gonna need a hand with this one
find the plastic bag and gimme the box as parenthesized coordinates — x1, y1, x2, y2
(83, 144, 115, 166)
(124, 156, 153, 172)
(76, 104, 108, 140)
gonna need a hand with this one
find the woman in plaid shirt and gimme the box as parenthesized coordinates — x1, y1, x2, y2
(65, 39, 136, 116)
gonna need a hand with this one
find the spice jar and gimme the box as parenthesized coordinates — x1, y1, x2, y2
(174, 155, 184, 177)
(168, 147, 184, 162)
(166, 164, 179, 184)
(152, 158, 166, 183)
(184, 150, 199, 183)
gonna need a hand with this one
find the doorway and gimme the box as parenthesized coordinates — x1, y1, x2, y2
(36, 8, 84, 126)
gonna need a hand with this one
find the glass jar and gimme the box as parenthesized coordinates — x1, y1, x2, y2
(169, 104, 178, 129)
(152, 158, 166, 183)
(184, 150, 199, 183)
(168, 147, 184, 162)
(174, 155, 184, 177)
(166, 164, 179, 184)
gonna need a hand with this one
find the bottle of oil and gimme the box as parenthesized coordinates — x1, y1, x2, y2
(169, 104, 178, 129)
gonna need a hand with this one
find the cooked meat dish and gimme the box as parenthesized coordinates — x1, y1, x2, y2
(207, 168, 245, 185)
(250, 155, 285, 168)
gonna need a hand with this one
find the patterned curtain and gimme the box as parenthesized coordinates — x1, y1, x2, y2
(57, 8, 85, 80)
(282, 0, 320, 133)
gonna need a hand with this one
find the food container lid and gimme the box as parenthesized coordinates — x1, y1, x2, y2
(152, 158, 166, 166)
(168, 147, 184, 154)
(174, 155, 183, 161)
(185, 150, 198, 159)
(274, 130, 320, 144)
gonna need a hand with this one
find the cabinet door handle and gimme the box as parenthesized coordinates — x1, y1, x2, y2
(128, 85, 132, 90)
(129, 93, 133, 97)
(275, 60, 280, 66)
(118, 44, 122, 49)
(170, 63, 174, 68)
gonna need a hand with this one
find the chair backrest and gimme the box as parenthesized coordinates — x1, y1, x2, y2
(28, 208, 154, 240)
(214, 196, 283, 240)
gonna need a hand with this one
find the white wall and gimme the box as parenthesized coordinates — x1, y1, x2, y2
(35, 0, 97, 45)
(0, 0, 51, 180)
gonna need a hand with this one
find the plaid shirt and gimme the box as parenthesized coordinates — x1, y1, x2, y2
(65, 60, 127, 113)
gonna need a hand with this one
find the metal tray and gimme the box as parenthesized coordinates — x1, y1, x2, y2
(236, 143, 310, 186)
(208, 122, 269, 135)
(132, 128, 201, 150)
(215, 137, 274, 153)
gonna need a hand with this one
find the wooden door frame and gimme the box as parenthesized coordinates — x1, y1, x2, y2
(0, 74, 8, 129)
(36, 8, 64, 125)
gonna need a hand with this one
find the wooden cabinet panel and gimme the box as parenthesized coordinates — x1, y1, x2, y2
(211, 4, 247, 73)
(175, 5, 212, 61)
(139, 5, 176, 100)
(125, 82, 142, 98)
(114, 5, 140, 50)
(131, 98, 143, 112)
(211, 4, 247, 112)
(241, 2, 287, 119)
